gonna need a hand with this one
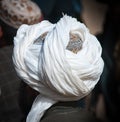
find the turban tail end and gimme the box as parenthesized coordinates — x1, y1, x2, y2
(26, 94, 57, 122)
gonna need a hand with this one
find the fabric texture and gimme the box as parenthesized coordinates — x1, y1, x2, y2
(0, 46, 22, 122)
(12, 15, 104, 122)
(40, 105, 101, 122)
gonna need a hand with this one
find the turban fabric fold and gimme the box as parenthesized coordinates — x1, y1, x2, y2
(12, 15, 104, 122)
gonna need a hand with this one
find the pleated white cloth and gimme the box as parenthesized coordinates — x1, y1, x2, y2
(12, 15, 104, 122)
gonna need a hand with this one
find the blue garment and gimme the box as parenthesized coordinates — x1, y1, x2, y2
(34, 0, 83, 22)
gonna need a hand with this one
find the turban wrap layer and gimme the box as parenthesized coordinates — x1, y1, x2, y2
(12, 15, 104, 122)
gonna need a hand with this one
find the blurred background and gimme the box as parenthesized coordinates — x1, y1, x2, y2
(0, 0, 120, 122)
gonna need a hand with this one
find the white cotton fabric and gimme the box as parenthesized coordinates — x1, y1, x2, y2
(12, 15, 104, 122)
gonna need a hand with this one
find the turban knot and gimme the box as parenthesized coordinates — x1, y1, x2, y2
(12, 15, 104, 122)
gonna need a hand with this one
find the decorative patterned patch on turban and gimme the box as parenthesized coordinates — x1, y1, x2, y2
(12, 15, 104, 122)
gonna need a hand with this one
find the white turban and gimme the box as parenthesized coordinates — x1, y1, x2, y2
(12, 15, 104, 122)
